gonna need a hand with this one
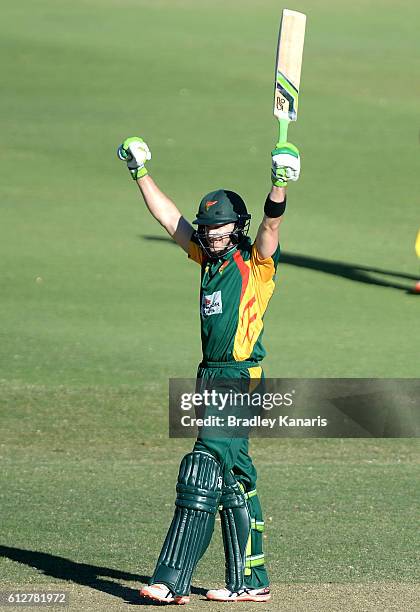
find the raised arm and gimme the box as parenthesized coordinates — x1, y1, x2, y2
(255, 186, 286, 259)
(117, 136, 193, 253)
(135, 175, 193, 253)
(255, 142, 300, 259)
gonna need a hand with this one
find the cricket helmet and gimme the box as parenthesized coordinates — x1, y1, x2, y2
(193, 189, 251, 226)
(193, 189, 251, 258)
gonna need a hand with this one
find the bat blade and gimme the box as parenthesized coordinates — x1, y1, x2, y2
(274, 9, 306, 125)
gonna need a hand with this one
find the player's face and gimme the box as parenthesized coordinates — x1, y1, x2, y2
(205, 223, 236, 253)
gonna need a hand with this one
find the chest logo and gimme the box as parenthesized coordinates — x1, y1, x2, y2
(201, 290, 223, 316)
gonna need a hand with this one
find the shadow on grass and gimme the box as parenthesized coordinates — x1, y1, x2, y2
(0, 545, 207, 606)
(279, 251, 419, 293)
(141, 234, 419, 294)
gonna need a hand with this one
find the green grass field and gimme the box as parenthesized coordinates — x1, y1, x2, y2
(1, 0, 419, 610)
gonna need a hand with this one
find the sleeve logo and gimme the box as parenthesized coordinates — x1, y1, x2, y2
(201, 290, 223, 316)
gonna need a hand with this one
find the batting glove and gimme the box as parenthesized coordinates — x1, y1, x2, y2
(271, 142, 300, 187)
(117, 136, 151, 180)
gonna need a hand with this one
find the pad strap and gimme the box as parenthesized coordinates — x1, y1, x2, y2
(243, 488, 257, 500)
(245, 519, 265, 576)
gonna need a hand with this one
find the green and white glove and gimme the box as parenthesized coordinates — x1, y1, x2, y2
(117, 136, 151, 180)
(271, 142, 300, 187)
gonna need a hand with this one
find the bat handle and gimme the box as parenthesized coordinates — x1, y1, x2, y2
(276, 118, 289, 148)
(117, 145, 133, 162)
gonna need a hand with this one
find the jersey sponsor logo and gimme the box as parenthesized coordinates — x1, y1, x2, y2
(205, 200, 218, 211)
(201, 290, 223, 316)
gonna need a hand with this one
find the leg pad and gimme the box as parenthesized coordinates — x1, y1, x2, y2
(151, 451, 222, 596)
(219, 471, 251, 592)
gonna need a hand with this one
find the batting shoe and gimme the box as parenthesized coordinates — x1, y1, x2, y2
(139, 583, 190, 605)
(205, 587, 271, 602)
(413, 281, 420, 294)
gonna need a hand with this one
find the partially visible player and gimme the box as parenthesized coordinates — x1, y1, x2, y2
(414, 228, 420, 293)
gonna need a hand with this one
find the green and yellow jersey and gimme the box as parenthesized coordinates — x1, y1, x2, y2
(188, 235, 280, 364)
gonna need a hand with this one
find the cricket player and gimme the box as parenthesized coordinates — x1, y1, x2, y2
(415, 229, 420, 293)
(117, 135, 300, 604)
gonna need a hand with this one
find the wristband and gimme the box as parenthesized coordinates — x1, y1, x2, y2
(264, 196, 286, 218)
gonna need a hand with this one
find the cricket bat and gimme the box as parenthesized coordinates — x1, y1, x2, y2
(273, 9, 307, 147)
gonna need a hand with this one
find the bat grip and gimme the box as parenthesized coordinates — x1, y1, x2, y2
(117, 145, 133, 162)
(276, 118, 289, 147)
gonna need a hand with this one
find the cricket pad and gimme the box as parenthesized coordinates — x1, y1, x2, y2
(219, 471, 251, 592)
(150, 451, 222, 596)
